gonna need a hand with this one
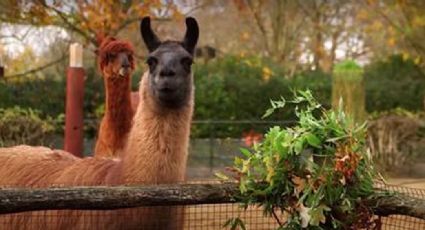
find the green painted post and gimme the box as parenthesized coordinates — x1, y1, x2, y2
(332, 60, 366, 123)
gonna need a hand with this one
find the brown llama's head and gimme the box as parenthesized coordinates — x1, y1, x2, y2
(97, 36, 135, 78)
(140, 16, 199, 109)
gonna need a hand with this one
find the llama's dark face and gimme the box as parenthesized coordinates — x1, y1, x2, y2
(140, 17, 199, 109)
(146, 43, 193, 108)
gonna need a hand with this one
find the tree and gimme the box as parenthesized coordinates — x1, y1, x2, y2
(297, 0, 366, 72)
(233, 0, 306, 74)
(232, 1, 369, 73)
(0, 0, 210, 79)
(0, 0, 182, 46)
(359, 0, 425, 67)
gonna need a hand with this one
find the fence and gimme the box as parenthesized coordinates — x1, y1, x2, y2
(189, 120, 294, 178)
(0, 182, 424, 229)
(1, 119, 425, 229)
(46, 120, 295, 178)
(45, 119, 425, 179)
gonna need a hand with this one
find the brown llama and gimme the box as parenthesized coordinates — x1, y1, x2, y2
(0, 16, 199, 230)
(94, 36, 136, 158)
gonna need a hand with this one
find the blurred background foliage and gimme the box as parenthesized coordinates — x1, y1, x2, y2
(0, 106, 58, 147)
(0, 54, 423, 139)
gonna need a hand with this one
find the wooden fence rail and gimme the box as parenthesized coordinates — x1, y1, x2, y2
(0, 183, 424, 220)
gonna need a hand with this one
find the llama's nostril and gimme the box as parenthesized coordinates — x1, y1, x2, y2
(158, 84, 177, 93)
(122, 63, 131, 68)
(161, 88, 174, 92)
(160, 68, 176, 77)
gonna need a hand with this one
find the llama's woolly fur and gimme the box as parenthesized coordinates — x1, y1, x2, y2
(94, 36, 136, 158)
(0, 72, 192, 229)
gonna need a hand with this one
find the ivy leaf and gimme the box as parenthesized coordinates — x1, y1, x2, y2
(300, 149, 315, 173)
(293, 138, 304, 154)
(298, 203, 311, 228)
(340, 198, 352, 213)
(305, 133, 321, 148)
(215, 172, 229, 180)
(265, 156, 275, 183)
(223, 217, 246, 230)
(218, 90, 374, 229)
(262, 107, 275, 119)
(309, 204, 331, 226)
(240, 148, 251, 157)
(239, 178, 248, 193)
(325, 135, 349, 143)
(235, 217, 246, 230)
(234, 157, 243, 166)
(262, 98, 286, 118)
(291, 176, 306, 197)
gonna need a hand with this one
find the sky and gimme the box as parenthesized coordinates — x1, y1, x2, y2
(0, 23, 69, 59)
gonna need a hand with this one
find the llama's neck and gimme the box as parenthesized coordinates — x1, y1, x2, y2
(121, 72, 193, 184)
(103, 74, 134, 149)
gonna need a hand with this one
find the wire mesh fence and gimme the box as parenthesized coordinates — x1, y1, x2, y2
(0, 181, 424, 229)
(374, 182, 425, 230)
(1, 120, 425, 229)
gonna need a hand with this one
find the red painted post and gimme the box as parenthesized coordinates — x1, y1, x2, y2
(64, 43, 85, 157)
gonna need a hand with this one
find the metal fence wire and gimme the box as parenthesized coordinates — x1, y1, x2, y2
(1, 121, 424, 229)
(373, 183, 425, 230)
(0, 182, 424, 230)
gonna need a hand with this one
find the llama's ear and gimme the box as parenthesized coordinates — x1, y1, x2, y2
(182, 17, 199, 55)
(95, 32, 105, 47)
(140, 17, 161, 53)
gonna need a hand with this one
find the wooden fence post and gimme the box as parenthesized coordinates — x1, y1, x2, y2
(64, 43, 85, 157)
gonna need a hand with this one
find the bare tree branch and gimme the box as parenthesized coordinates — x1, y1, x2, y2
(36, 0, 96, 45)
(360, 0, 425, 56)
(245, 0, 270, 53)
(3, 55, 66, 80)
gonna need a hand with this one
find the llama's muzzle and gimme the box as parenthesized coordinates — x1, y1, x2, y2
(119, 67, 131, 77)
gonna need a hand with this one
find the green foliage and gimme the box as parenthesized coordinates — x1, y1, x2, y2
(0, 76, 66, 116)
(0, 106, 59, 147)
(192, 56, 332, 138)
(364, 54, 425, 112)
(0, 68, 139, 138)
(0, 54, 423, 139)
(220, 90, 376, 229)
(223, 217, 246, 230)
(290, 70, 332, 109)
(333, 60, 363, 75)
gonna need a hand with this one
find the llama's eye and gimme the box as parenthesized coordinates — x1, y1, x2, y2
(181, 57, 193, 70)
(128, 55, 133, 62)
(108, 53, 117, 60)
(146, 57, 158, 68)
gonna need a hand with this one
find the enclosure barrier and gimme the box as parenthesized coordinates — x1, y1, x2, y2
(0, 182, 425, 229)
